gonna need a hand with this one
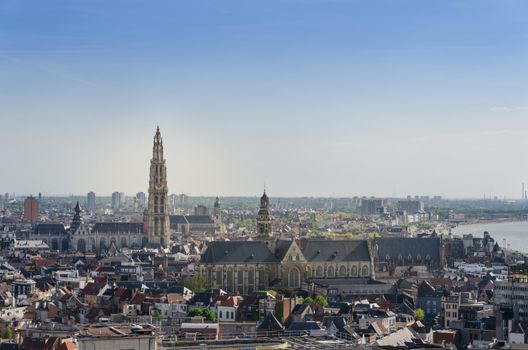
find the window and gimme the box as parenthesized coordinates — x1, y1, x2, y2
(288, 268, 301, 288)
(361, 266, 369, 276)
(248, 269, 255, 293)
(327, 266, 335, 277)
(316, 266, 323, 277)
(351, 266, 358, 276)
(258, 269, 265, 290)
(339, 266, 347, 277)
(216, 270, 223, 288)
(227, 269, 234, 293)
(237, 270, 244, 293)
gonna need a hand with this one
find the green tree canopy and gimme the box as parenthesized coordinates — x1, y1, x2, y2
(3, 327, 13, 339)
(201, 308, 217, 322)
(187, 308, 203, 317)
(314, 295, 329, 307)
(415, 308, 425, 321)
(187, 307, 217, 322)
(303, 297, 314, 305)
(181, 275, 211, 293)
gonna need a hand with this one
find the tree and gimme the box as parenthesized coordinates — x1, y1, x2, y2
(314, 295, 328, 307)
(415, 308, 425, 321)
(3, 327, 13, 340)
(182, 275, 211, 293)
(151, 310, 162, 319)
(201, 308, 217, 322)
(187, 307, 217, 322)
(187, 308, 203, 317)
(303, 297, 314, 305)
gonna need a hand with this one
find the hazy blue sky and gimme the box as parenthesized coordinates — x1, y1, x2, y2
(1, 0, 528, 198)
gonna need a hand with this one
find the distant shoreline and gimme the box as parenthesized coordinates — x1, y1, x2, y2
(451, 220, 528, 255)
(454, 218, 528, 227)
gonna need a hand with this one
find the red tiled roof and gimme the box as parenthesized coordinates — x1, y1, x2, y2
(83, 282, 105, 295)
(58, 341, 78, 350)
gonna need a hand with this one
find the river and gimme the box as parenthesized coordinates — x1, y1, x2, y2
(451, 221, 528, 253)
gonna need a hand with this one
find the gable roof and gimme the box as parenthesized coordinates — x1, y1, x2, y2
(375, 237, 440, 261)
(292, 303, 312, 315)
(287, 321, 322, 331)
(92, 222, 144, 234)
(201, 241, 277, 264)
(274, 240, 294, 260)
(82, 282, 106, 296)
(300, 240, 371, 262)
(34, 223, 68, 236)
(170, 215, 214, 227)
(257, 312, 284, 332)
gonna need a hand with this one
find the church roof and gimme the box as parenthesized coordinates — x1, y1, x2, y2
(92, 222, 144, 234)
(299, 240, 371, 262)
(274, 240, 294, 260)
(257, 312, 284, 332)
(170, 215, 214, 227)
(201, 241, 277, 264)
(34, 223, 68, 236)
(374, 237, 440, 261)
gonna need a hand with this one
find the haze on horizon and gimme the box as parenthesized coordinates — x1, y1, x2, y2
(1, 0, 528, 199)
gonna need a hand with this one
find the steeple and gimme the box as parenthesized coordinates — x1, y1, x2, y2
(257, 189, 272, 239)
(153, 126, 163, 161)
(260, 190, 269, 209)
(70, 201, 83, 234)
(147, 126, 171, 247)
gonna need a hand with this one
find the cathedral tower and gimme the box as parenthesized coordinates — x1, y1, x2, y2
(70, 201, 83, 234)
(257, 190, 272, 239)
(147, 126, 171, 247)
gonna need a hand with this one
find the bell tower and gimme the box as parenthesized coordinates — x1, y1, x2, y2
(257, 190, 272, 239)
(147, 126, 171, 247)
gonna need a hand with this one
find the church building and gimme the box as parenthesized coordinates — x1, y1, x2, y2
(198, 191, 375, 293)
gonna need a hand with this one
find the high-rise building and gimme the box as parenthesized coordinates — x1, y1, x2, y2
(257, 190, 272, 238)
(136, 192, 146, 208)
(119, 192, 126, 205)
(495, 262, 528, 340)
(24, 196, 39, 222)
(111, 192, 121, 210)
(0, 194, 4, 211)
(87, 191, 96, 211)
(147, 126, 171, 247)
(179, 193, 187, 206)
(359, 198, 385, 215)
(396, 200, 424, 214)
(169, 193, 177, 209)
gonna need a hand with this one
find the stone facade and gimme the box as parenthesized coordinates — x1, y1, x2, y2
(198, 238, 374, 293)
(198, 192, 374, 293)
(146, 126, 171, 247)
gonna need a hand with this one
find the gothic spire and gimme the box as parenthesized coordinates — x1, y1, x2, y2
(260, 190, 269, 209)
(70, 201, 83, 234)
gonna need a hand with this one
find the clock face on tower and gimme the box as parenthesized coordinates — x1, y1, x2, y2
(155, 182, 164, 190)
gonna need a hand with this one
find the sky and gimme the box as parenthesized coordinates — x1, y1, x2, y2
(1, 0, 528, 198)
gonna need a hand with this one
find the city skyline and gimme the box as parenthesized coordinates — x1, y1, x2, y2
(2, 1, 528, 197)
